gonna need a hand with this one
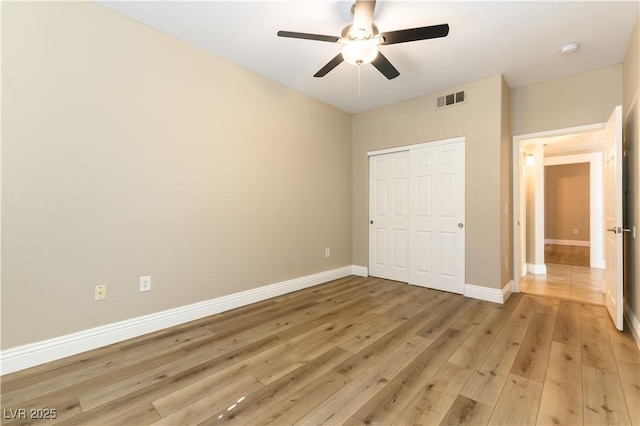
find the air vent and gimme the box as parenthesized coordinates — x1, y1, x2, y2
(436, 90, 466, 109)
(446, 93, 455, 106)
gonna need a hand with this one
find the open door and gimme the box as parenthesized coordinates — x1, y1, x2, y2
(604, 105, 624, 331)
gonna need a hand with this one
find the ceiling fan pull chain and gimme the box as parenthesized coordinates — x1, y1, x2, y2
(358, 64, 361, 97)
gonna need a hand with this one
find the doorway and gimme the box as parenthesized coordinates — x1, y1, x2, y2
(512, 125, 606, 305)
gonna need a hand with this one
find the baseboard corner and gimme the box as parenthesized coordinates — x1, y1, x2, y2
(464, 283, 505, 304)
(351, 265, 369, 277)
(502, 280, 514, 302)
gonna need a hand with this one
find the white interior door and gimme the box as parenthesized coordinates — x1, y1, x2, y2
(369, 152, 409, 282)
(409, 141, 465, 294)
(604, 105, 624, 331)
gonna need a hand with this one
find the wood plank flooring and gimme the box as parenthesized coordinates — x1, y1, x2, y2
(1, 276, 638, 425)
(523, 245, 604, 305)
(521, 263, 605, 305)
(545, 244, 590, 267)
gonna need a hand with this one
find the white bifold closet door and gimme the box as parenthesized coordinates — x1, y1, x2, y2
(369, 139, 465, 294)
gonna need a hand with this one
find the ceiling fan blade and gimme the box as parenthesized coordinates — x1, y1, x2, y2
(277, 31, 340, 43)
(380, 24, 449, 45)
(371, 52, 400, 80)
(314, 53, 344, 78)
(352, 0, 376, 35)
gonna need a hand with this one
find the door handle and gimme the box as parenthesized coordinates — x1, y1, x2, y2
(607, 226, 632, 234)
(370, 220, 374, 224)
(458, 223, 464, 228)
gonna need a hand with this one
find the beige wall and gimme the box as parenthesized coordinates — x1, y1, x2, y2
(544, 163, 590, 242)
(623, 17, 639, 329)
(511, 65, 623, 136)
(352, 75, 506, 289)
(1, 2, 352, 349)
(500, 77, 513, 285)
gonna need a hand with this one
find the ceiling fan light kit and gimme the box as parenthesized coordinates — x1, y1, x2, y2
(277, 0, 449, 80)
(341, 38, 380, 65)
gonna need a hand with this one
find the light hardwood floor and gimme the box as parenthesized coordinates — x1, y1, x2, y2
(1, 276, 638, 425)
(545, 244, 590, 267)
(522, 245, 604, 305)
(521, 263, 605, 305)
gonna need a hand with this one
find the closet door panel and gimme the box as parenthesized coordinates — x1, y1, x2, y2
(369, 152, 409, 282)
(409, 141, 465, 293)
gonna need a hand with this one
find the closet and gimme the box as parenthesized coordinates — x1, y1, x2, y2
(368, 138, 465, 294)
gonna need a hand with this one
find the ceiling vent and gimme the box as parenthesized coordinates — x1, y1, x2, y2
(436, 90, 466, 109)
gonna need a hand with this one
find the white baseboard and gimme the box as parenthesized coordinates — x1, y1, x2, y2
(545, 239, 590, 247)
(527, 263, 547, 274)
(503, 280, 514, 302)
(464, 281, 512, 304)
(351, 265, 368, 277)
(0, 266, 355, 375)
(624, 301, 640, 351)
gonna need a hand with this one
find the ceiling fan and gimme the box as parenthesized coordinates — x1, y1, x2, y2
(277, 0, 449, 80)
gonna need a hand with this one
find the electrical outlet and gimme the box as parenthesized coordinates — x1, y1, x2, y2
(94, 284, 106, 301)
(573, 228, 578, 234)
(325, 248, 330, 258)
(140, 276, 151, 292)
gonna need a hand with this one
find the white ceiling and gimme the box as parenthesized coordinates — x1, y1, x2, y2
(98, 1, 639, 114)
(538, 128, 605, 156)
